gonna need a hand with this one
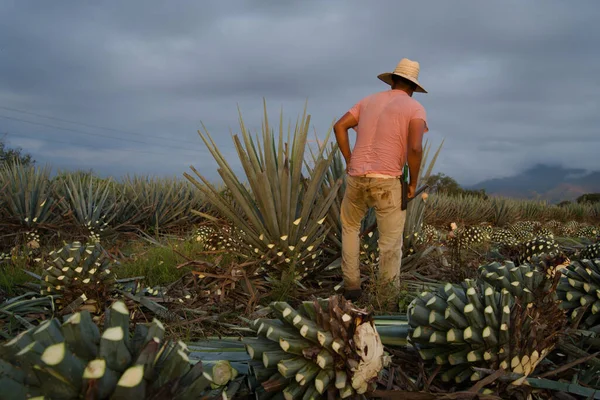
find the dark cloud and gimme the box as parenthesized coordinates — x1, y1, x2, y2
(1, 0, 599, 186)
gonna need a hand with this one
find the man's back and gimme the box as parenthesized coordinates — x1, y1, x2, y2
(347, 89, 428, 177)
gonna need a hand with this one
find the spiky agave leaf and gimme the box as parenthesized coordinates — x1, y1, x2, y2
(308, 141, 346, 249)
(243, 295, 386, 399)
(39, 241, 116, 313)
(0, 293, 55, 338)
(0, 300, 238, 399)
(556, 258, 600, 330)
(407, 270, 565, 387)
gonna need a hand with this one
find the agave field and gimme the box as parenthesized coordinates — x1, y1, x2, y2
(1, 104, 600, 399)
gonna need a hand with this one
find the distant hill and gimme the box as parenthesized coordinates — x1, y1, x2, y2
(466, 164, 600, 203)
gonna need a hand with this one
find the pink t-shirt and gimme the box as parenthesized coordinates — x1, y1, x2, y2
(347, 90, 428, 177)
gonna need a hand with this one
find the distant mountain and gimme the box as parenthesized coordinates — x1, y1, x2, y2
(466, 164, 600, 203)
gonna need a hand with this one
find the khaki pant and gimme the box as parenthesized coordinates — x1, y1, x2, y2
(340, 175, 407, 290)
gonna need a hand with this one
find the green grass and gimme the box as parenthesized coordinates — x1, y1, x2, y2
(114, 238, 207, 286)
(0, 254, 41, 296)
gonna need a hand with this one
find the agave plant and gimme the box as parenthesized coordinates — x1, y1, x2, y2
(38, 241, 116, 314)
(57, 173, 118, 242)
(0, 162, 56, 232)
(407, 260, 565, 386)
(242, 295, 386, 399)
(556, 258, 600, 329)
(0, 300, 238, 399)
(119, 176, 198, 232)
(489, 197, 518, 227)
(184, 101, 342, 284)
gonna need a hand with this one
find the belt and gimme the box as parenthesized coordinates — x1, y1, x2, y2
(361, 173, 401, 179)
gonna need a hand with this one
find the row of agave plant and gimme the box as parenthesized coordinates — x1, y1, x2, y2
(424, 192, 600, 228)
(2, 244, 600, 398)
(0, 165, 216, 254)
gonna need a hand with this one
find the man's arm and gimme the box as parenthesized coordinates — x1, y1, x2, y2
(407, 118, 426, 197)
(333, 112, 358, 170)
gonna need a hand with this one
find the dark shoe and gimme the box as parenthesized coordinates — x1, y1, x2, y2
(344, 288, 362, 302)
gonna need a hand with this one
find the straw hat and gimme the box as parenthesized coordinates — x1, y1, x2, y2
(377, 58, 427, 93)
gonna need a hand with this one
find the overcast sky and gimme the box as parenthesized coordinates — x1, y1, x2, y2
(1, 1, 599, 186)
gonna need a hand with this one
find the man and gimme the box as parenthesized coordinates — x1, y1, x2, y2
(333, 58, 429, 301)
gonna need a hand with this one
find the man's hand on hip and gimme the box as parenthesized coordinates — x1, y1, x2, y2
(408, 182, 417, 198)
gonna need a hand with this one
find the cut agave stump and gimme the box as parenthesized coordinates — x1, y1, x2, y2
(407, 260, 565, 387)
(0, 300, 238, 399)
(40, 241, 116, 314)
(557, 258, 600, 330)
(243, 295, 386, 399)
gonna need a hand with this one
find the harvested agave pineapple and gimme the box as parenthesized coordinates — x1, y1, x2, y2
(560, 221, 582, 237)
(579, 243, 600, 260)
(421, 223, 441, 243)
(556, 258, 600, 329)
(448, 226, 489, 249)
(200, 224, 247, 252)
(0, 301, 238, 400)
(479, 224, 493, 237)
(193, 225, 215, 243)
(576, 225, 599, 239)
(243, 295, 386, 399)
(517, 236, 560, 265)
(543, 220, 562, 233)
(533, 227, 554, 239)
(40, 241, 116, 313)
(478, 257, 567, 299)
(490, 228, 519, 247)
(407, 271, 565, 386)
